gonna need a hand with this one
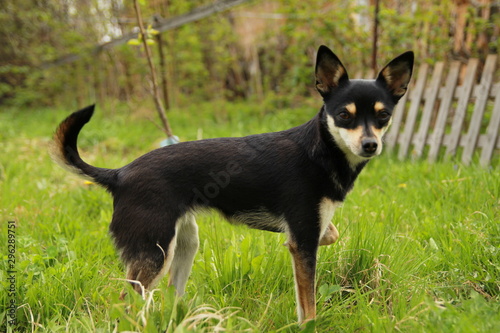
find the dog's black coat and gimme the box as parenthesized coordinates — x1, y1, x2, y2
(65, 108, 363, 234)
(54, 45, 413, 323)
(62, 106, 364, 257)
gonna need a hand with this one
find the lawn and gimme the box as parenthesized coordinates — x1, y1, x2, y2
(1, 101, 499, 332)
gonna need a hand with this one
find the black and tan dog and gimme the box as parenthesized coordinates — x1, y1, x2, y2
(53, 45, 413, 323)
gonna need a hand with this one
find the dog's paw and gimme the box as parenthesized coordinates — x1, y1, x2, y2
(319, 223, 339, 246)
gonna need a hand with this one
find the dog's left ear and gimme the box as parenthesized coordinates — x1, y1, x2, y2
(376, 51, 414, 102)
(315, 45, 349, 97)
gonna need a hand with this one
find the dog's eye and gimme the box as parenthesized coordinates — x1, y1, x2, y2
(338, 111, 351, 120)
(377, 111, 391, 121)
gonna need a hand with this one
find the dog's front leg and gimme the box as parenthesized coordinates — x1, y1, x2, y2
(287, 237, 318, 324)
(319, 223, 339, 246)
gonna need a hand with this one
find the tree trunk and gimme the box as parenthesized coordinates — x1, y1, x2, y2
(453, 0, 470, 56)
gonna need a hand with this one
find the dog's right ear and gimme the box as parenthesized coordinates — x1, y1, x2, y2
(315, 45, 349, 97)
(376, 51, 414, 102)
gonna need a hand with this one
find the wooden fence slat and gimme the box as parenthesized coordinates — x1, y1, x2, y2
(446, 59, 479, 156)
(439, 82, 498, 100)
(398, 64, 429, 160)
(441, 132, 500, 149)
(386, 90, 409, 150)
(428, 133, 500, 149)
(414, 62, 445, 158)
(428, 61, 461, 162)
(472, 82, 500, 99)
(462, 54, 497, 165)
(480, 76, 500, 166)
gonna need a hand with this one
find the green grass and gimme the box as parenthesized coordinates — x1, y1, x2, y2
(1, 101, 499, 332)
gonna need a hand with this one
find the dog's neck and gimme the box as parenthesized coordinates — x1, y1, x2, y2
(284, 107, 368, 199)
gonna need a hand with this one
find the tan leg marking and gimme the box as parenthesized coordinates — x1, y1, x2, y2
(287, 241, 317, 323)
(319, 223, 339, 246)
(120, 236, 177, 299)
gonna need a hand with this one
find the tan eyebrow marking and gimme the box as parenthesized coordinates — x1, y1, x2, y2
(374, 101, 386, 112)
(345, 103, 356, 115)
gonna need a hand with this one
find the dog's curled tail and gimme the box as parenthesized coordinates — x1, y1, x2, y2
(52, 104, 118, 192)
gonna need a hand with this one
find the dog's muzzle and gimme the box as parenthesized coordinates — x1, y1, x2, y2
(361, 137, 378, 155)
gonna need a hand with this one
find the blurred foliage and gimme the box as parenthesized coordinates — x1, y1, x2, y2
(0, 0, 498, 107)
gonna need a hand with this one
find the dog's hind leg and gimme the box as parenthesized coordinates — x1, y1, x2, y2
(112, 208, 178, 298)
(168, 213, 199, 296)
(111, 191, 187, 298)
(122, 233, 178, 297)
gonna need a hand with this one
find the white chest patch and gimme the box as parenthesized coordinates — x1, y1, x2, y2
(318, 198, 342, 239)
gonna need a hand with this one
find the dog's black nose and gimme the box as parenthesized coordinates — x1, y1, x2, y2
(362, 138, 378, 154)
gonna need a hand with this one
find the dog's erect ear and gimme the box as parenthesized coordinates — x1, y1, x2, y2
(315, 45, 349, 97)
(376, 51, 414, 102)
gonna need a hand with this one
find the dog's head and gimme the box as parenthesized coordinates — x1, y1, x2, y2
(315, 45, 413, 165)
